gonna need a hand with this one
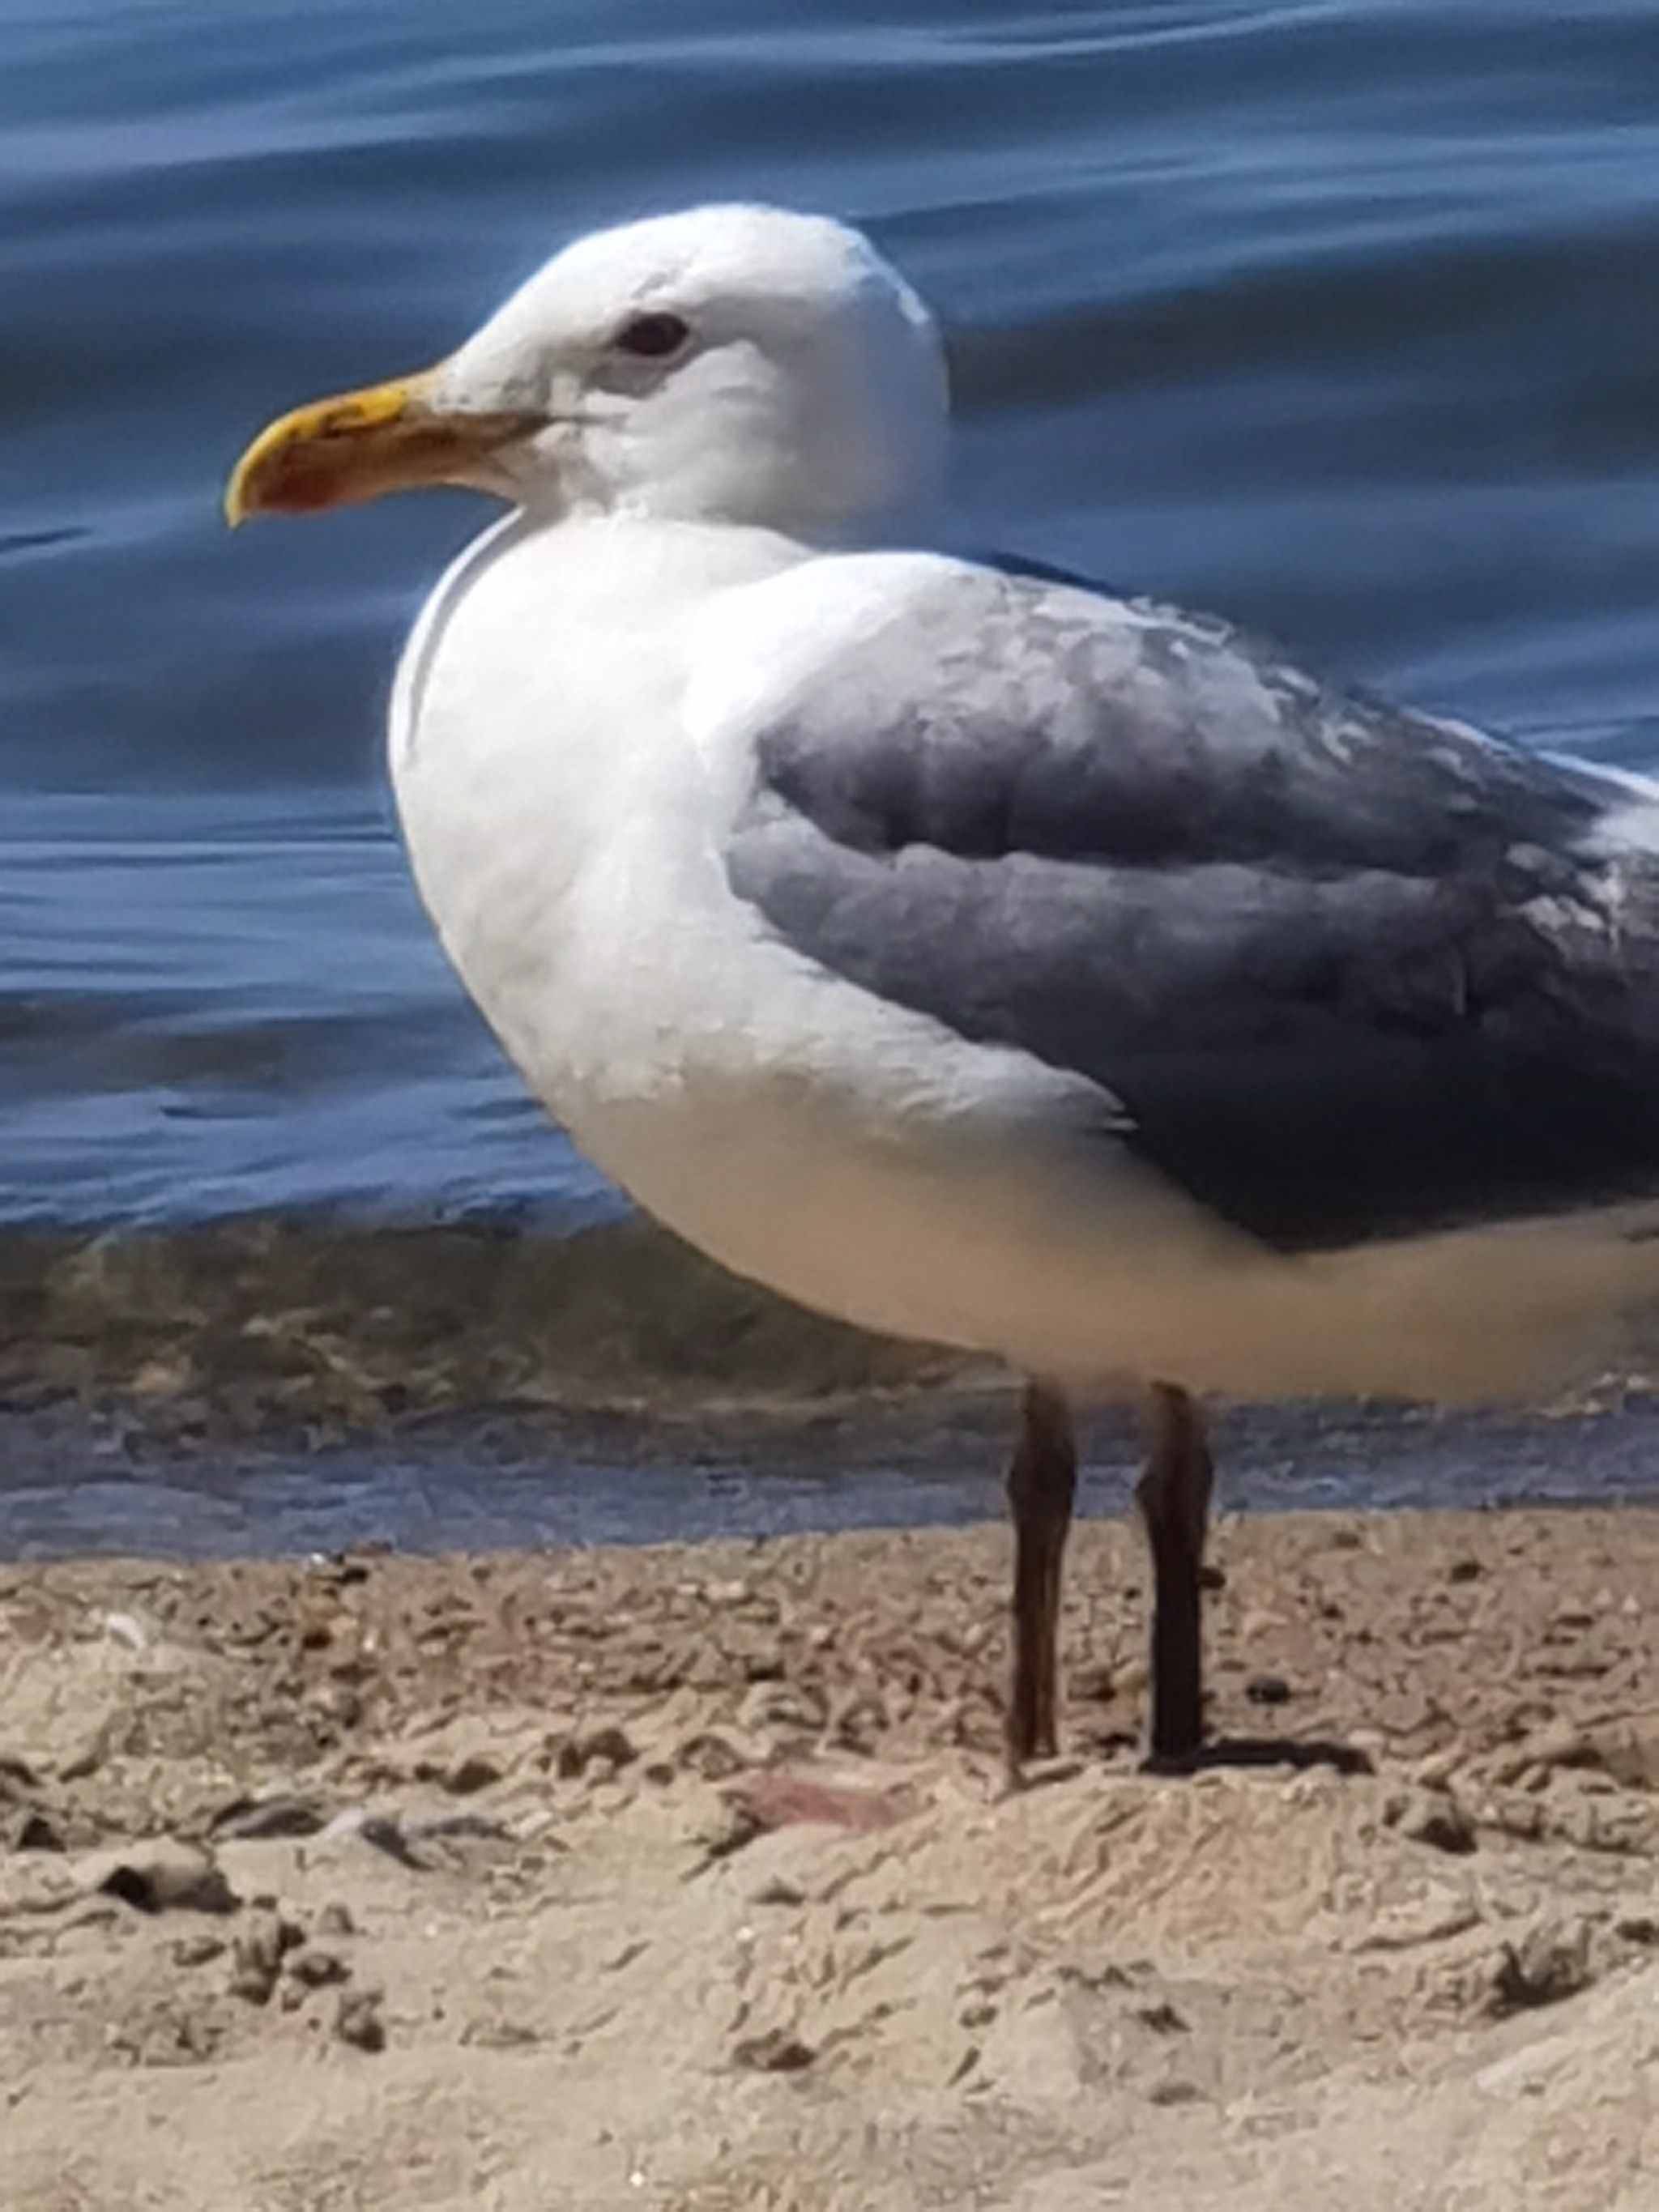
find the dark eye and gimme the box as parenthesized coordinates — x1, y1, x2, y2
(614, 310, 691, 360)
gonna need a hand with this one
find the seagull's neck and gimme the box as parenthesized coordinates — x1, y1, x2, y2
(388, 507, 815, 899)
(386, 504, 830, 1132)
(390, 509, 799, 754)
(511, 501, 919, 579)
(543, 509, 820, 597)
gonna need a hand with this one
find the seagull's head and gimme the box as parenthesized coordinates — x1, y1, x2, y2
(226, 205, 949, 543)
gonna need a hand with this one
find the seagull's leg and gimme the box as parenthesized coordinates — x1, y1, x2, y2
(1135, 1381, 1214, 1764)
(1004, 1376, 1078, 1773)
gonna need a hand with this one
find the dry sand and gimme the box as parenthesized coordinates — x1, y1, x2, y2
(3, 1506, 1657, 2210)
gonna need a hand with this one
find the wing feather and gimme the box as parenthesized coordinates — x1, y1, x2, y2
(724, 563, 1659, 1249)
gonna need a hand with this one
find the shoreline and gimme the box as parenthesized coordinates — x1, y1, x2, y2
(3, 1506, 1656, 2207)
(6, 1377, 1659, 1562)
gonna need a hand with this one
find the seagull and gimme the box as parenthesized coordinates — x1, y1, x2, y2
(228, 203, 1659, 1774)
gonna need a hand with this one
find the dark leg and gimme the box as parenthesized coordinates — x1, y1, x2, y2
(1004, 1377, 1078, 1773)
(1135, 1382, 1214, 1765)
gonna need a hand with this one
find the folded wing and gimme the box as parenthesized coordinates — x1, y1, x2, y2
(723, 561, 1659, 1251)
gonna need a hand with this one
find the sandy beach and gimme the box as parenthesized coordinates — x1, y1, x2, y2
(3, 1502, 1657, 2209)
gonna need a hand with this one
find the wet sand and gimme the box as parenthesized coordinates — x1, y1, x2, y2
(3, 1504, 1657, 2209)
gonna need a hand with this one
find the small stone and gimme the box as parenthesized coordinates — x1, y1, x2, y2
(1244, 1673, 1292, 1707)
(557, 1725, 637, 1779)
(830, 1690, 889, 1751)
(171, 1933, 228, 1969)
(314, 1901, 356, 1938)
(751, 1876, 806, 1907)
(91, 1841, 238, 1917)
(1522, 1720, 1595, 1771)
(676, 1730, 751, 1782)
(395, 1809, 508, 1860)
(1412, 1747, 1466, 1791)
(1016, 1756, 1085, 1792)
(444, 1754, 503, 1796)
(2, 1805, 63, 1853)
(211, 1794, 331, 1842)
(1488, 1920, 1593, 2015)
(288, 1946, 350, 1988)
(57, 1737, 106, 1784)
(335, 1987, 386, 2052)
(1147, 2079, 1202, 2107)
(1387, 1787, 1478, 1856)
(736, 1681, 824, 1737)
(731, 2027, 814, 2073)
(688, 1795, 765, 1863)
(322, 1811, 424, 1868)
(229, 1906, 305, 2005)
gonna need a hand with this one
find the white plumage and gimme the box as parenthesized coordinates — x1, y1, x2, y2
(229, 202, 1659, 1767)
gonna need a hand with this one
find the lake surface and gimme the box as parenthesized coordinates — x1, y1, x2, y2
(6, 1, 1659, 1547)
(8, 0, 1659, 1228)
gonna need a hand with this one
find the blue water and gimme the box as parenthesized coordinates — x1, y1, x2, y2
(6, 1391, 1659, 1560)
(8, 0, 1659, 1225)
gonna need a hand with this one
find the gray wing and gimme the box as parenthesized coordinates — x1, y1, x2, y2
(724, 563, 1659, 1252)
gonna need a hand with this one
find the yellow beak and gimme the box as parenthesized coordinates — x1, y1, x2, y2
(224, 368, 542, 525)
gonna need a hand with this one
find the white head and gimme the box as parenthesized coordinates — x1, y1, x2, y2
(228, 205, 950, 545)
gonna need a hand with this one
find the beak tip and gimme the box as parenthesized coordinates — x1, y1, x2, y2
(222, 364, 500, 527)
(222, 458, 256, 530)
